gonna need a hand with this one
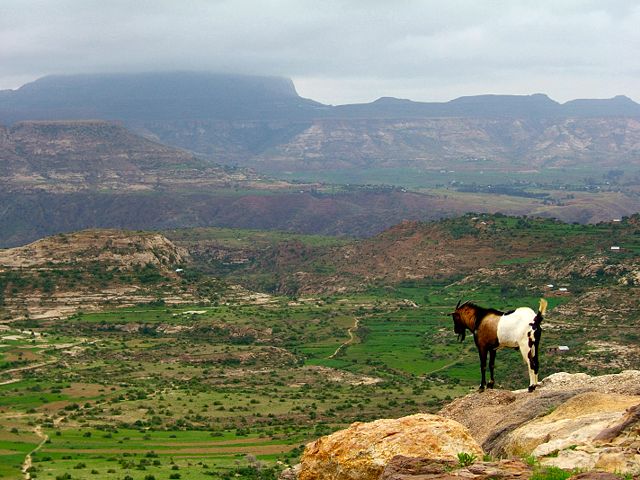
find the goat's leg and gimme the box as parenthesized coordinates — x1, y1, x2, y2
(487, 349, 496, 388)
(532, 328, 541, 386)
(530, 343, 540, 386)
(478, 346, 488, 392)
(518, 339, 536, 392)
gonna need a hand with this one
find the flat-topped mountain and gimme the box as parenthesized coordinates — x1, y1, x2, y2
(0, 71, 324, 123)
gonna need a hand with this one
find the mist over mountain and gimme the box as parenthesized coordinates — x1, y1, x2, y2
(1, 72, 639, 124)
(0, 72, 325, 123)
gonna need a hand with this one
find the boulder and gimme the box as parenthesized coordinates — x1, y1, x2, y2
(298, 413, 483, 480)
(503, 392, 638, 458)
(439, 371, 640, 474)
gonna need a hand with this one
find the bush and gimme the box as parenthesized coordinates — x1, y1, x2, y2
(457, 452, 477, 467)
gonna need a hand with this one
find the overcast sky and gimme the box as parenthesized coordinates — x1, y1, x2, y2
(1, 0, 639, 104)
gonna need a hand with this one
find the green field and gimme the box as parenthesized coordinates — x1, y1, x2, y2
(274, 165, 640, 191)
(0, 278, 599, 479)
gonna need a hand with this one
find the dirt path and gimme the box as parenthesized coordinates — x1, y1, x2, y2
(328, 317, 360, 359)
(22, 426, 48, 480)
(1, 360, 57, 376)
(21, 415, 65, 479)
(424, 345, 474, 376)
(0, 378, 21, 386)
(2, 360, 57, 376)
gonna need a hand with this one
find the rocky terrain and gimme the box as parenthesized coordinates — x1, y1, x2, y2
(211, 214, 640, 295)
(0, 228, 189, 269)
(249, 116, 640, 173)
(297, 414, 483, 480)
(0, 120, 258, 193)
(0, 229, 199, 320)
(285, 371, 640, 480)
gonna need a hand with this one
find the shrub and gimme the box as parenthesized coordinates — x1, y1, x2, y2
(531, 466, 572, 480)
(457, 452, 477, 467)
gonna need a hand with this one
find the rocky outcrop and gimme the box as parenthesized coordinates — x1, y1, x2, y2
(298, 414, 482, 480)
(439, 371, 640, 474)
(380, 456, 532, 480)
(0, 229, 195, 320)
(286, 372, 640, 480)
(0, 229, 189, 270)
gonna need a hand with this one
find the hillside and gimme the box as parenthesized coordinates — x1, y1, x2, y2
(174, 214, 640, 372)
(6, 119, 635, 248)
(0, 229, 203, 320)
(180, 214, 640, 294)
(0, 120, 260, 193)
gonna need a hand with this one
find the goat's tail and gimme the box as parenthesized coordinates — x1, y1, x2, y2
(535, 298, 548, 325)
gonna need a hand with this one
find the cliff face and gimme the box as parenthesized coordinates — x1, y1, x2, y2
(290, 371, 640, 480)
(0, 120, 254, 193)
(247, 116, 640, 172)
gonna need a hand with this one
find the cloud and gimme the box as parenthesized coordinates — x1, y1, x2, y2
(1, 0, 639, 103)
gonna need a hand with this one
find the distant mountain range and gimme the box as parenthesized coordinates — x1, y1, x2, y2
(1, 72, 639, 122)
(0, 117, 477, 247)
(1, 72, 639, 173)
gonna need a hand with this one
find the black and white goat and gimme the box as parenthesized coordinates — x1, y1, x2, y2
(451, 298, 548, 392)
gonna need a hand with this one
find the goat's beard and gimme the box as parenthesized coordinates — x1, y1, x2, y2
(457, 331, 466, 342)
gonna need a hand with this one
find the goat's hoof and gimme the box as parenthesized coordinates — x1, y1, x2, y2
(528, 385, 537, 392)
(478, 386, 486, 392)
(487, 381, 495, 389)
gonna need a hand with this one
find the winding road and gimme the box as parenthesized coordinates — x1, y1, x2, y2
(22, 426, 48, 480)
(328, 317, 360, 359)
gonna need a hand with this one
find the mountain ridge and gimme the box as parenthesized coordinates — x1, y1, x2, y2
(1, 72, 638, 124)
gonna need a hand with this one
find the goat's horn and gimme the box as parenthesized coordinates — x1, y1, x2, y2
(456, 298, 462, 309)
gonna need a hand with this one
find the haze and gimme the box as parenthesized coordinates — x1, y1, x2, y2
(1, 0, 639, 104)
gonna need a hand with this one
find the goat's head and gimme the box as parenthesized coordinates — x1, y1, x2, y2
(451, 298, 467, 342)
